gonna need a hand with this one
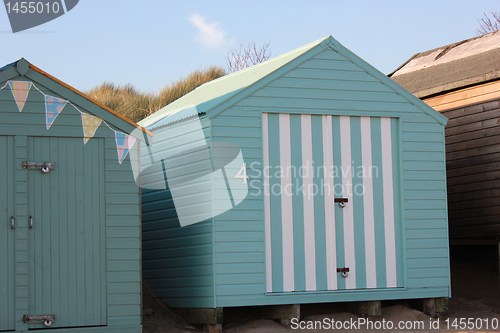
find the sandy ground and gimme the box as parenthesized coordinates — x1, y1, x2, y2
(143, 246, 500, 332)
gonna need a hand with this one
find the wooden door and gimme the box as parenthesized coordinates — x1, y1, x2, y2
(0, 136, 15, 331)
(27, 137, 106, 328)
(262, 113, 403, 293)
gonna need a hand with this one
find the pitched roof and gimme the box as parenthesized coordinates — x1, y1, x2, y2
(389, 31, 500, 98)
(0, 60, 18, 72)
(139, 36, 330, 128)
(1, 58, 149, 134)
(141, 35, 447, 128)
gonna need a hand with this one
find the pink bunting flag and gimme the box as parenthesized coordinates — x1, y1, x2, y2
(45, 95, 67, 129)
(115, 131, 137, 164)
(8, 80, 32, 112)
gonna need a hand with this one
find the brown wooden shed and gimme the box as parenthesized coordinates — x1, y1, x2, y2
(389, 31, 500, 243)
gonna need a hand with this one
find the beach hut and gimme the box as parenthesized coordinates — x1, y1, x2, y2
(0, 59, 143, 332)
(140, 36, 450, 323)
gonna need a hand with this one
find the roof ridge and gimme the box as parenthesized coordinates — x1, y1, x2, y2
(0, 58, 150, 135)
(140, 36, 332, 127)
(192, 35, 331, 91)
(390, 31, 500, 77)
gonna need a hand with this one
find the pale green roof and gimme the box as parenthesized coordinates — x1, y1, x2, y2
(139, 36, 331, 128)
(141, 35, 448, 129)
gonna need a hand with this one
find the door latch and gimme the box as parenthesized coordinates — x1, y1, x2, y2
(22, 161, 55, 173)
(334, 198, 348, 208)
(337, 267, 350, 278)
(22, 314, 55, 327)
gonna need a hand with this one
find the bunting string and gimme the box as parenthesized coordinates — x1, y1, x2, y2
(0, 81, 9, 91)
(0, 80, 137, 164)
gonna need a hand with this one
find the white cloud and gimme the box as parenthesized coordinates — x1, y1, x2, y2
(189, 13, 227, 49)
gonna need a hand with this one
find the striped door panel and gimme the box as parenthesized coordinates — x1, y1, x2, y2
(262, 113, 402, 293)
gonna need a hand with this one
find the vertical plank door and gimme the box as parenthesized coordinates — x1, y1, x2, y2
(0, 136, 15, 331)
(27, 137, 106, 328)
(262, 113, 403, 293)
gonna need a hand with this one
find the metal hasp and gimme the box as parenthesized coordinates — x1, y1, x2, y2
(334, 198, 348, 208)
(22, 161, 55, 173)
(22, 314, 55, 327)
(337, 267, 350, 278)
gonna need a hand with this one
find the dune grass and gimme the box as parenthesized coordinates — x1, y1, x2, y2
(87, 66, 225, 123)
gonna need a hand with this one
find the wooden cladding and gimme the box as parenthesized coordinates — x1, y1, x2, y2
(442, 99, 500, 239)
(425, 80, 500, 112)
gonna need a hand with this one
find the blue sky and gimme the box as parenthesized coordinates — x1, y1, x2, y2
(1, 1, 498, 93)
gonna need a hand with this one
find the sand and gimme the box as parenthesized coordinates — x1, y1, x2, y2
(142, 247, 500, 332)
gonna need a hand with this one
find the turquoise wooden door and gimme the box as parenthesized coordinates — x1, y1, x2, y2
(262, 113, 403, 293)
(27, 137, 106, 328)
(0, 136, 15, 331)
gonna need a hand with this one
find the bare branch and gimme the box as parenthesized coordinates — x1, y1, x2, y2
(226, 41, 272, 73)
(476, 12, 500, 36)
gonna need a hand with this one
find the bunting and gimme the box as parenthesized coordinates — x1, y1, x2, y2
(115, 131, 137, 164)
(45, 95, 67, 129)
(9, 80, 32, 112)
(0, 80, 138, 165)
(81, 113, 103, 144)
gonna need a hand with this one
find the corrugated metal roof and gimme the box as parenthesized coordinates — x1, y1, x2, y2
(142, 35, 448, 127)
(147, 105, 202, 130)
(139, 36, 331, 128)
(389, 31, 500, 98)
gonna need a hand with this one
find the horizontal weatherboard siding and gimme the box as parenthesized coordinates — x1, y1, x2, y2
(141, 116, 215, 308)
(442, 100, 500, 238)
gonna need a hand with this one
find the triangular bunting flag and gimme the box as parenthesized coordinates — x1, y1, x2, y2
(8, 80, 32, 112)
(115, 131, 136, 164)
(81, 113, 103, 144)
(127, 134, 137, 150)
(45, 95, 67, 129)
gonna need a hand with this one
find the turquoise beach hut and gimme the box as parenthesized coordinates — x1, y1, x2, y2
(140, 36, 450, 319)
